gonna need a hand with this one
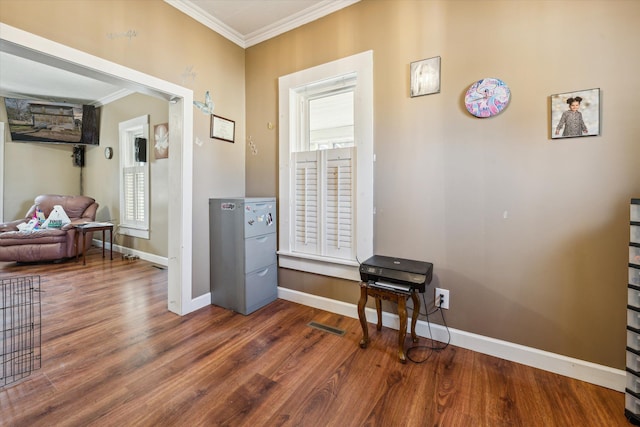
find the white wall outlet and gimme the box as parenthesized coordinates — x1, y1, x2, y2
(435, 287, 449, 310)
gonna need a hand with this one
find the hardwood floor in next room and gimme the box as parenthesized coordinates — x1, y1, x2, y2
(0, 247, 627, 426)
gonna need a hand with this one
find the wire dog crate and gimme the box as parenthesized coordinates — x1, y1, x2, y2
(1, 275, 41, 388)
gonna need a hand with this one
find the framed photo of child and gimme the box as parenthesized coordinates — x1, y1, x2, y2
(550, 88, 600, 139)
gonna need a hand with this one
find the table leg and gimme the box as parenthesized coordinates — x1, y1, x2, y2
(75, 231, 79, 262)
(358, 284, 369, 348)
(397, 296, 408, 363)
(410, 291, 420, 343)
(82, 229, 87, 265)
(109, 228, 113, 260)
(102, 230, 106, 258)
(375, 297, 383, 331)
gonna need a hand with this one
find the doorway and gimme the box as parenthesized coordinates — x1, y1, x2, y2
(0, 23, 194, 315)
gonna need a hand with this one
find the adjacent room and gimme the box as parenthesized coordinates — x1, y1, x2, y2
(1, 0, 639, 425)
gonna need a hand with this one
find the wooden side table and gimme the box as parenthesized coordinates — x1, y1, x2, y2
(357, 282, 420, 363)
(74, 223, 113, 265)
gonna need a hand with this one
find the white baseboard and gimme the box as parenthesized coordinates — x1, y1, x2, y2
(92, 239, 168, 266)
(187, 292, 212, 313)
(277, 287, 626, 392)
(86, 247, 625, 392)
(93, 239, 212, 314)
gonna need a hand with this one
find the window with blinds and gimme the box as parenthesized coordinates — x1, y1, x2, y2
(119, 115, 149, 239)
(278, 51, 373, 281)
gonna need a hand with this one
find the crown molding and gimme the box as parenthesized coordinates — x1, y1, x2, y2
(165, 0, 360, 49)
(243, 0, 360, 47)
(93, 88, 134, 107)
(164, 0, 245, 46)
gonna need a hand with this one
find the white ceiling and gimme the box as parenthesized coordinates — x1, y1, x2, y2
(0, 51, 130, 105)
(167, 0, 359, 48)
(0, 0, 359, 105)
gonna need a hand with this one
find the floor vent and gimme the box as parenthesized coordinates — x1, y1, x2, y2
(307, 321, 346, 336)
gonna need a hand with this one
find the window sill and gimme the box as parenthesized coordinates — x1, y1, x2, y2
(119, 226, 149, 239)
(277, 251, 360, 281)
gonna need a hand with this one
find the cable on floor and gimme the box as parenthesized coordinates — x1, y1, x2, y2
(405, 291, 451, 364)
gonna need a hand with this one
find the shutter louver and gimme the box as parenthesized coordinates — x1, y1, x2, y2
(293, 152, 319, 254)
(124, 168, 135, 222)
(324, 148, 354, 259)
(123, 165, 146, 227)
(135, 170, 145, 222)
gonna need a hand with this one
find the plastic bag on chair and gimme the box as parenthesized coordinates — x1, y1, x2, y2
(42, 205, 71, 229)
(17, 218, 39, 232)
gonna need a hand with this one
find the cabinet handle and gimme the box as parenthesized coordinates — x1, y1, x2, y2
(257, 268, 269, 277)
(255, 236, 269, 243)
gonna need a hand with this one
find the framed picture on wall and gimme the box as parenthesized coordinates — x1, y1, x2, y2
(410, 56, 441, 97)
(551, 88, 600, 139)
(154, 123, 169, 159)
(210, 114, 235, 143)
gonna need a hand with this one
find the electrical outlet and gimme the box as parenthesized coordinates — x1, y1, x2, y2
(435, 287, 449, 310)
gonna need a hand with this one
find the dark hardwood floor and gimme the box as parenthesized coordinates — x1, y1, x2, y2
(0, 247, 628, 426)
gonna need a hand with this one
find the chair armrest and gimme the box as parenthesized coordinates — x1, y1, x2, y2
(0, 219, 27, 232)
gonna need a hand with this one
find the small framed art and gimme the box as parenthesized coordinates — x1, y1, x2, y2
(551, 88, 600, 139)
(154, 123, 169, 159)
(211, 114, 235, 143)
(410, 56, 441, 97)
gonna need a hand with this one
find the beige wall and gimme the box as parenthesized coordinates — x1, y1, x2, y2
(0, 94, 170, 257)
(3, 0, 639, 370)
(83, 93, 169, 257)
(0, 99, 81, 219)
(0, 0, 246, 297)
(245, 0, 640, 369)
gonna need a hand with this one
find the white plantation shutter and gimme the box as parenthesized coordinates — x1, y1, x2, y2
(324, 148, 354, 259)
(293, 151, 319, 254)
(292, 147, 355, 261)
(123, 165, 146, 226)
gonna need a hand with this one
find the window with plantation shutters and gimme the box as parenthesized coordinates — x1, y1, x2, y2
(119, 115, 150, 239)
(278, 51, 373, 281)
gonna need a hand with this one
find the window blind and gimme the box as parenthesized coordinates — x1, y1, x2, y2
(294, 151, 319, 254)
(123, 165, 146, 227)
(292, 147, 355, 261)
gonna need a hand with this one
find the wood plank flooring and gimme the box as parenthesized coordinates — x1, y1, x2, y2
(0, 247, 629, 426)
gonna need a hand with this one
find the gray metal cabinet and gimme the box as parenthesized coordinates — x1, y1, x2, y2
(209, 197, 277, 315)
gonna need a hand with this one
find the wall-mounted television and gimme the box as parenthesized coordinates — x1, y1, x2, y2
(3, 97, 99, 145)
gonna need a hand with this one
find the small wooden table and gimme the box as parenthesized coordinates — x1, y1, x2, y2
(357, 282, 420, 363)
(74, 223, 113, 265)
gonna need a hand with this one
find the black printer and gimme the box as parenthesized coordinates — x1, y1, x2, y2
(359, 255, 433, 293)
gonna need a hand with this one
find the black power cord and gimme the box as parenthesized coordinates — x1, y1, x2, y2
(405, 291, 451, 364)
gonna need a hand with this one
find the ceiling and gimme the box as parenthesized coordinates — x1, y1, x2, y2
(0, 51, 130, 105)
(0, 0, 359, 105)
(167, 0, 359, 48)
